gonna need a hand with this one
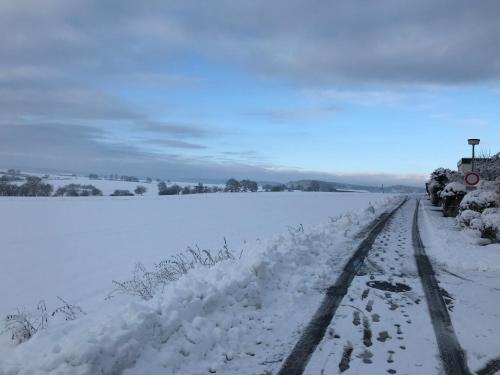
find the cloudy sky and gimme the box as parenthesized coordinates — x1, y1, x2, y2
(1, 0, 500, 186)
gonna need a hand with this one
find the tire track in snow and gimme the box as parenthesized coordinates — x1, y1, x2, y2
(277, 197, 408, 375)
(412, 199, 471, 375)
(475, 356, 500, 375)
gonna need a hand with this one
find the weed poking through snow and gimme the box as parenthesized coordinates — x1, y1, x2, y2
(52, 296, 86, 321)
(4, 301, 48, 343)
(3, 297, 84, 344)
(108, 238, 237, 300)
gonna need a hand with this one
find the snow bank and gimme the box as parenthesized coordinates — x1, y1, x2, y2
(0, 192, 395, 319)
(0, 196, 401, 374)
(419, 199, 500, 272)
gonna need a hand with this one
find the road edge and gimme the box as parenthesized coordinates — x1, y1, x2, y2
(412, 198, 471, 375)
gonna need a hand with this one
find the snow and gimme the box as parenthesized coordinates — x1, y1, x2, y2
(4, 172, 226, 196)
(305, 199, 442, 374)
(419, 198, 500, 271)
(418, 198, 500, 372)
(2, 190, 499, 374)
(478, 207, 500, 233)
(457, 209, 481, 227)
(0, 192, 400, 374)
(459, 189, 498, 212)
(440, 181, 466, 197)
(47, 176, 158, 196)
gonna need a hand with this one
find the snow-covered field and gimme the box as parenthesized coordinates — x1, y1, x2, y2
(47, 176, 161, 196)
(29, 174, 216, 196)
(0, 192, 394, 329)
(1, 190, 498, 375)
(2, 172, 225, 196)
(1, 192, 394, 315)
(0, 193, 401, 374)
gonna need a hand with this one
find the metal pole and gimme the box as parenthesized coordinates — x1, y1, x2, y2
(472, 144, 475, 172)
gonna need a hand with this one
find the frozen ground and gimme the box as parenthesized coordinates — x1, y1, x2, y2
(304, 198, 442, 374)
(1, 194, 499, 375)
(28, 174, 216, 196)
(0, 192, 398, 373)
(2, 171, 225, 196)
(419, 198, 500, 372)
(0, 192, 393, 323)
(47, 176, 161, 196)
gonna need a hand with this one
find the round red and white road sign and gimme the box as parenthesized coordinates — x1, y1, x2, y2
(464, 172, 480, 186)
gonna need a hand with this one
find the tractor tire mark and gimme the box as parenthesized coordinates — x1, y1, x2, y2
(412, 199, 471, 375)
(475, 356, 500, 375)
(276, 197, 408, 375)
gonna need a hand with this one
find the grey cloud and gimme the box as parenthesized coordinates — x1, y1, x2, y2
(0, 86, 140, 121)
(0, 122, 201, 176)
(138, 121, 212, 138)
(222, 151, 261, 157)
(246, 105, 338, 122)
(2, 1, 500, 88)
(112, 73, 203, 89)
(168, 1, 500, 85)
(142, 139, 208, 150)
(0, 123, 138, 161)
(220, 150, 268, 162)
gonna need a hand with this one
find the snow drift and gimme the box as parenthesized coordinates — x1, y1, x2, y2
(0, 197, 400, 374)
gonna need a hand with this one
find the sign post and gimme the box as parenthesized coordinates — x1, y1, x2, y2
(467, 138, 480, 172)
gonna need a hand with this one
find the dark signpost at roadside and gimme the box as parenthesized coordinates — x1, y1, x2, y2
(467, 138, 480, 172)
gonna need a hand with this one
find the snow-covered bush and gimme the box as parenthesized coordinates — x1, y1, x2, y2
(458, 188, 500, 241)
(457, 209, 481, 227)
(428, 180, 442, 206)
(477, 208, 500, 241)
(476, 152, 500, 181)
(440, 182, 467, 217)
(459, 189, 498, 213)
(440, 182, 466, 198)
(482, 207, 500, 216)
(427, 168, 462, 206)
(472, 208, 500, 241)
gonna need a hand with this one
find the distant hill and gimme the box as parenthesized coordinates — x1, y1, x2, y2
(286, 179, 425, 193)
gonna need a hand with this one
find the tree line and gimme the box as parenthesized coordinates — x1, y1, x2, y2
(1, 175, 300, 197)
(89, 173, 154, 183)
(157, 179, 260, 195)
(0, 177, 150, 197)
(0, 177, 54, 196)
(224, 179, 258, 192)
(158, 182, 222, 195)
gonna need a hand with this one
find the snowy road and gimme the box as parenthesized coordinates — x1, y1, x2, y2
(278, 198, 498, 375)
(280, 198, 444, 374)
